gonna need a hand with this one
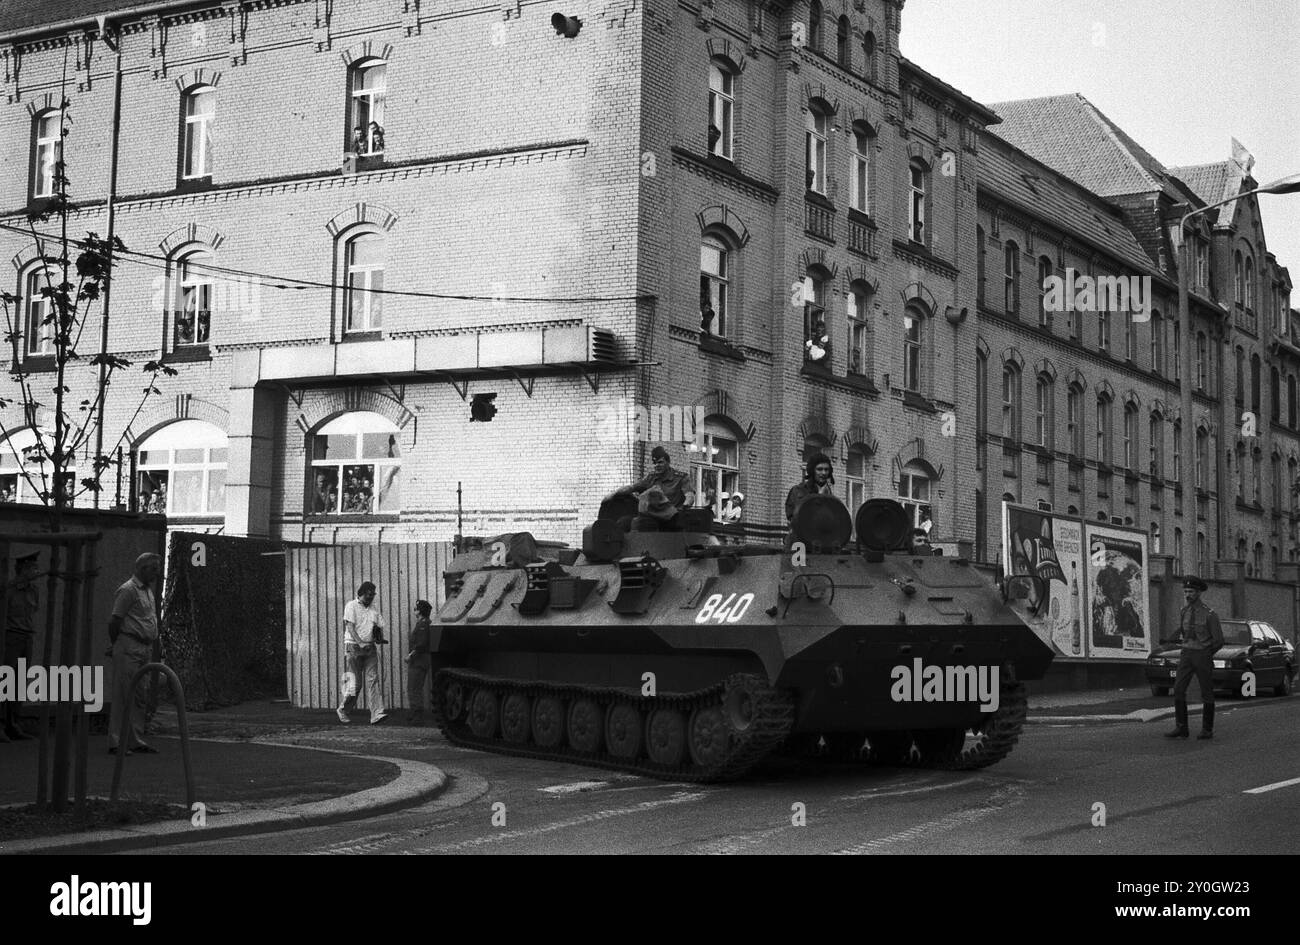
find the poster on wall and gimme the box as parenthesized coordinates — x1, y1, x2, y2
(1000, 503, 1087, 658)
(1082, 523, 1152, 659)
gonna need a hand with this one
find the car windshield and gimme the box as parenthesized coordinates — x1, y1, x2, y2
(1221, 623, 1251, 646)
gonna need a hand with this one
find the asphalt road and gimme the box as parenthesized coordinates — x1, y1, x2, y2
(138, 695, 1300, 855)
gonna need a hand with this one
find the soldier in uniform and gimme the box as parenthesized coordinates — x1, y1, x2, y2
(785, 453, 835, 522)
(605, 446, 695, 532)
(1164, 576, 1224, 740)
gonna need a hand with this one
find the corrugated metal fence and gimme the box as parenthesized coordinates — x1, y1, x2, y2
(285, 542, 453, 710)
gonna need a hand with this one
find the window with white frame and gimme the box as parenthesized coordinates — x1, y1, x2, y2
(134, 420, 227, 516)
(0, 428, 74, 506)
(708, 62, 734, 160)
(22, 266, 54, 357)
(1001, 364, 1021, 442)
(846, 283, 870, 375)
(1234, 251, 1244, 305)
(1245, 256, 1254, 308)
(1195, 239, 1209, 289)
(845, 445, 869, 518)
(804, 267, 829, 363)
(173, 250, 213, 347)
(1172, 422, 1182, 483)
(902, 308, 922, 392)
(686, 417, 739, 519)
(699, 236, 731, 337)
(1096, 394, 1112, 465)
(1122, 403, 1137, 470)
(908, 161, 926, 243)
(897, 461, 932, 530)
(33, 111, 62, 198)
(1151, 310, 1163, 374)
(182, 87, 215, 179)
(1149, 413, 1163, 476)
(850, 128, 870, 213)
(1035, 375, 1052, 447)
(805, 108, 828, 194)
(1067, 385, 1083, 457)
(1098, 309, 1110, 351)
(1004, 241, 1019, 314)
(344, 232, 384, 333)
(310, 412, 401, 515)
(862, 31, 877, 82)
(348, 61, 386, 156)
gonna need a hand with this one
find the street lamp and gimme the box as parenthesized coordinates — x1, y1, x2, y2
(1177, 173, 1300, 576)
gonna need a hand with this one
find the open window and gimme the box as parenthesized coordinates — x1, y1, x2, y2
(310, 411, 401, 515)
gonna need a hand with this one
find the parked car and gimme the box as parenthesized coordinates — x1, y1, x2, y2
(1146, 620, 1295, 698)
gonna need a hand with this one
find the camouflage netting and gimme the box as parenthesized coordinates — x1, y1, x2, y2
(160, 531, 289, 709)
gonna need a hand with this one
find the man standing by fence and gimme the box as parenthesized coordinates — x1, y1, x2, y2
(108, 553, 162, 755)
(338, 581, 390, 725)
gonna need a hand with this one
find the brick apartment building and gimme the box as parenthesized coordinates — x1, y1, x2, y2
(1, 0, 1294, 574)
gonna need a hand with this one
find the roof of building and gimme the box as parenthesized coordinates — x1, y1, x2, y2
(899, 57, 1001, 125)
(978, 132, 1159, 277)
(0, 0, 194, 39)
(988, 93, 1188, 201)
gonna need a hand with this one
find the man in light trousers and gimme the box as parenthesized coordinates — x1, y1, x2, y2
(108, 553, 162, 754)
(338, 581, 390, 724)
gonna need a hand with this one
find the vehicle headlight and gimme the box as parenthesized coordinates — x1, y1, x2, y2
(1213, 660, 1226, 669)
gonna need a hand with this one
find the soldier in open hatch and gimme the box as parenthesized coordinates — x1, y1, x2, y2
(785, 453, 835, 522)
(604, 445, 695, 532)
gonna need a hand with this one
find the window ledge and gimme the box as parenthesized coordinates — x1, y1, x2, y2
(805, 191, 836, 211)
(698, 333, 746, 362)
(846, 208, 875, 227)
(841, 372, 879, 394)
(305, 513, 400, 524)
(901, 389, 936, 413)
(342, 331, 383, 344)
(164, 345, 211, 364)
(175, 176, 213, 195)
(13, 356, 56, 374)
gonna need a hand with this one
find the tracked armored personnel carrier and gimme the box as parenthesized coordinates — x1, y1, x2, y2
(431, 495, 1053, 781)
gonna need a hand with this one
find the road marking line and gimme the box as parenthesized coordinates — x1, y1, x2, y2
(539, 781, 612, 795)
(1243, 776, 1300, 794)
(835, 775, 981, 803)
(831, 784, 1025, 855)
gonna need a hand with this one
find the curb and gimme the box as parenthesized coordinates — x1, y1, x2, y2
(1028, 696, 1285, 724)
(0, 740, 447, 855)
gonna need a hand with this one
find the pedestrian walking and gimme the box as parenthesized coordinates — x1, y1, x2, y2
(1, 551, 40, 743)
(1164, 576, 1224, 740)
(108, 553, 162, 755)
(406, 599, 433, 725)
(338, 580, 390, 725)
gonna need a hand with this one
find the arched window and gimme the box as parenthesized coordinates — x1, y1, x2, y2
(975, 347, 988, 470)
(1149, 412, 1163, 476)
(908, 160, 927, 244)
(20, 264, 55, 357)
(897, 461, 933, 530)
(343, 231, 385, 333)
(1290, 457, 1298, 514)
(134, 420, 227, 517)
(805, 106, 828, 193)
(1195, 332, 1207, 390)
(181, 86, 215, 180)
(700, 234, 733, 338)
(836, 16, 850, 68)
(1272, 452, 1282, 510)
(862, 31, 877, 82)
(803, 265, 830, 364)
(1252, 541, 1263, 576)
(173, 249, 213, 348)
(1098, 307, 1110, 351)
(687, 416, 740, 519)
(32, 110, 62, 198)
(1173, 321, 1180, 381)
(1252, 448, 1262, 503)
(1150, 521, 1161, 554)
(0, 428, 74, 506)
(1245, 256, 1255, 309)
(1004, 241, 1020, 314)
(1174, 527, 1183, 566)
(1235, 347, 1245, 405)
(1251, 353, 1261, 413)
(1001, 363, 1021, 442)
(1095, 393, 1113, 465)
(902, 305, 924, 392)
(1271, 367, 1281, 422)
(1122, 402, 1138, 470)
(1150, 309, 1163, 374)
(708, 60, 735, 160)
(310, 412, 401, 515)
(1195, 427, 1208, 490)
(1037, 256, 1053, 327)
(844, 443, 872, 518)
(1234, 250, 1244, 304)
(850, 126, 871, 213)
(846, 281, 871, 376)
(1172, 421, 1182, 484)
(1289, 374, 1297, 428)
(347, 60, 386, 155)
(1067, 385, 1084, 457)
(1035, 374, 1052, 448)
(976, 226, 987, 306)
(807, 0, 823, 53)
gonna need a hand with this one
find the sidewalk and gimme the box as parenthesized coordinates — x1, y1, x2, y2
(0, 703, 447, 854)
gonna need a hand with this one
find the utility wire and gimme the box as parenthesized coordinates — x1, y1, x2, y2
(0, 221, 655, 304)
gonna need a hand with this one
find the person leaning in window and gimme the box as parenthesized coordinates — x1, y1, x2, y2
(108, 553, 162, 755)
(785, 453, 835, 522)
(337, 581, 390, 725)
(603, 445, 695, 531)
(1163, 576, 1224, 740)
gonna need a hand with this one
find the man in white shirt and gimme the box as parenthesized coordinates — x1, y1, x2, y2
(108, 553, 162, 754)
(337, 581, 390, 724)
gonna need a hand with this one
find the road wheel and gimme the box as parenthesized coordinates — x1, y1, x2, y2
(1150, 684, 1170, 697)
(442, 679, 466, 722)
(500, 691, 531, 744)
(566, 698, 603, 755)
(687, 705, 731, 768)
(531, 694, 566, 748)
(605, 702, 644, 760)
(467, 688, 499, 739)
(1275, 667, 1294, 697)
(645, 708, 687, 767)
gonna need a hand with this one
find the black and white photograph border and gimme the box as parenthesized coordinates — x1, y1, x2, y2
(0, 0, 1296, 891)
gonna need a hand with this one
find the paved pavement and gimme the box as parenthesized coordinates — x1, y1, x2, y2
(0, 687, 1264, 853)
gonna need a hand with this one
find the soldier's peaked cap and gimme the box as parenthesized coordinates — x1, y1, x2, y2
(1183, 577, 1209, 591)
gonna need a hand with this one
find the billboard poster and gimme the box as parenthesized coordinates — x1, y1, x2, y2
(1000, 503, 1086, 658)
(1082, 523, 1151, 659)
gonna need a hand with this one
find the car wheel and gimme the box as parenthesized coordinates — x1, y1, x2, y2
(1275, 667, 1294, 697)
(1150, 684, 1169, 697)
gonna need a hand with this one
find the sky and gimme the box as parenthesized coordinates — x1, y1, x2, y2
(901, 0, 1300, 278)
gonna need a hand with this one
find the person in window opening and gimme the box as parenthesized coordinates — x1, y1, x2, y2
(351, 124, 366, 154)
(722, 491, 745, 523)
(604, 445, 695, 532)
(918, 508, 933, 536)
(700, 298, 716, 336)
(703, 485, 718, 514)
(314, 472, 338, 514)
(708, 124, 722, 153)
(337, 580, 390, 725)
(153, 482, 168, 514)
(786, 453, 835, 522)
(806, 316, 830, 362)
(368, 121, 384, 153)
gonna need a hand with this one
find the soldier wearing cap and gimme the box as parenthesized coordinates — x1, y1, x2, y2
(604, 446, 695, 532)
(1163, 576, 1224, 740)
(1, 551, 40, 742)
